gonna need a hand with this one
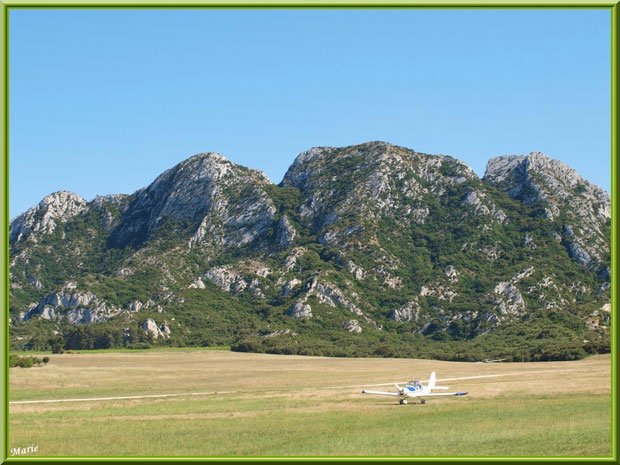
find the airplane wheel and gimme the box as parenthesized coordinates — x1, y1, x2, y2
(420, 399, 426, 405)
(400, 399, 407, 405)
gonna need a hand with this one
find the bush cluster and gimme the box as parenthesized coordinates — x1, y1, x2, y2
(9, 354, 50, 368)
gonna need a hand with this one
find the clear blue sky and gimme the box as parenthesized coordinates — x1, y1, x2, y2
(9, 9, 611, 218)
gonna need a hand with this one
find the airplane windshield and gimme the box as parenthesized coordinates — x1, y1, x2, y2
(408, 380, 420, 386)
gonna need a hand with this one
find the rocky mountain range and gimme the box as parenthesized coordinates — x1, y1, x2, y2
(9, 142, 611, 360)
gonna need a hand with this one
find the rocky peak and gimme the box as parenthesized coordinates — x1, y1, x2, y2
(10, 191, 88, 243)
(484, 152, 609, 212)
(281, 141, 478, 245)
(282, 142, 398, 188)
(90, 194, 129, 209)
(483, 152, 610, 268)
(111, 152, 276, 247)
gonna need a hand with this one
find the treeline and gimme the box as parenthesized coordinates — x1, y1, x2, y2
(11, 308, 610, 363)
(13, 321, 160, 352)
(231, 334, 609, 362)
(231, 319, 610, 363)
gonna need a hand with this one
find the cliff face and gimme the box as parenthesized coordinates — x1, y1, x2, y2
(8, 143, 611, 360)
(281, 142, 480, 247)
(10, 191, 89, 243)
(484, 152, 610, 270)
(109, 152, 276, 249)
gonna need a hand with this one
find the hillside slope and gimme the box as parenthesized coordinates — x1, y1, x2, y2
(9, 142, 611, 360)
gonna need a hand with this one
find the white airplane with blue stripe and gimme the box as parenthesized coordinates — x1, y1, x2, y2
(362, 372, 468, 405)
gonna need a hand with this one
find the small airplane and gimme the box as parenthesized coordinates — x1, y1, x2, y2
(362, 372, 468, 405)
(477, 358, 507, 363)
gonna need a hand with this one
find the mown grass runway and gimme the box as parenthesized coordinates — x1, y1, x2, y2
(8, 351, 612, 457)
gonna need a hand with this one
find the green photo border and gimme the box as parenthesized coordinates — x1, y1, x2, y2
(0, 1, 617, 462)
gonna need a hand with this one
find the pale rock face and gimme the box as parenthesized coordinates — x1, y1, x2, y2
(493, 282, 526, 316)
(524, 233, 536, 250)
(478, 312, 502, 335)
(276, 215, 297, 248)
(484, 152, 610, 267)
(343, 319, 362, 333)
(383, 275, 403, 289)
(444, 265, 458, 282)
(255, 267, 270, 278)
(511, 266, 535, 283)
(306, 278, 363, 316)
(483, 155, 530, 195)
(282, 146, 335, 190)
(90, 194, 130, 231)
(249, 279, 265, 298)
(160, 322, 171, 337)
(540, 276, 556, 288)
(420, 285, 458, 302)
(21, 284, 121, 324)
(462, 190, 507, 224)
(39, 306, 58, 321)
(65, 308, 108, 325)
(10, 191, 88, 243)
(127, 300, 143, 312)
(389, 300, 419, 322)
(203, 267, 248, 292)
(201, 266, 264, 297)
(90, 194, 129, 209)
(142, 318, 169, 339)
(282, 247, 306, 272)
(411, 207, 430, 224)
(568, 242, 592, 267)
(346, 261, 365, 280)
(282, 279, 302, 296)
(188, 277, 206, 289)
(286, 301, 313, 319)
(284, 277, 380, 328)
(116, 267, 134, 277)
(111, 152, 276, 249)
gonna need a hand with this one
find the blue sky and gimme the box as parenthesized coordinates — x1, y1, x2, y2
(9, 8, 611, 218)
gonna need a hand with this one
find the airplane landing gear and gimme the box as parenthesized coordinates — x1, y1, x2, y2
(399, 399, 408, 405)
(420, 399, 426, 405)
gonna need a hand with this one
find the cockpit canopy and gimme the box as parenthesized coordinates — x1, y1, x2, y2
(407, 380, 421, 387)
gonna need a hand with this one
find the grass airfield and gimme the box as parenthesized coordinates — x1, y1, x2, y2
(9, 350, 612, 457)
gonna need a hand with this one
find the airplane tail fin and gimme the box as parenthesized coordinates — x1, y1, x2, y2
(428, 372, 436, 390)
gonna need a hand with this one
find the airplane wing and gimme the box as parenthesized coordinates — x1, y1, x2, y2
(421, 392, 468, 397)
(362, 389, 400, 397)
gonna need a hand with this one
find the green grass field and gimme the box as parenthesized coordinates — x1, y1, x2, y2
(8, 351, 613, 458)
